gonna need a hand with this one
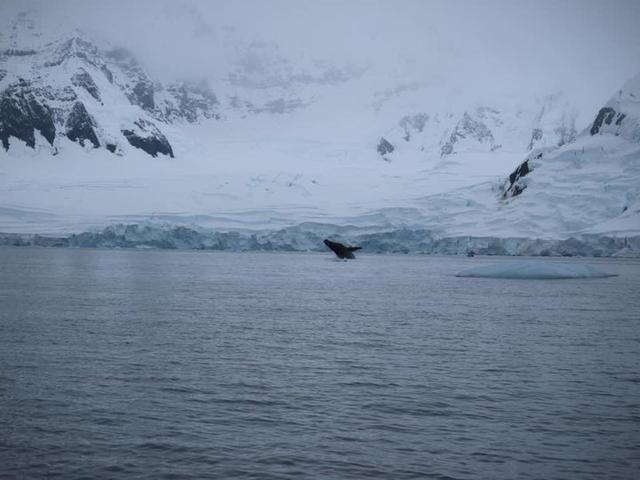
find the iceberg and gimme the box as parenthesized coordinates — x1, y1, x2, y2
(456, 261, 617, 279)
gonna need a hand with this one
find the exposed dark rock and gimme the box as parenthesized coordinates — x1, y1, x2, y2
(508, 159, 531, 185)
(106, 48, 157, 112)
(131, 81, 155, 111)
(165, 82, 219, 122)
(106, 143, 116, 153)
(65, 101, 99, 148)
(4, 48, 37, 56)
(101, 65, 113, 83)
(590, 106, 630, 137)
(503, 156, 535, 198)
(46, 37, 102, 68)
(377, 137, 395, 160)
(590, 107, 616, 135)
(510, 184, 527, 196)
(0, 79, 56, 150)
(121, 119, 173, 158)
(441, 112, 494, 157)
(71, 69, 101, 102)
(37, 85, 77, 103)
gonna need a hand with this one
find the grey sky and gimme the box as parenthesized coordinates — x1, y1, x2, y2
(4, 0, 640, 108)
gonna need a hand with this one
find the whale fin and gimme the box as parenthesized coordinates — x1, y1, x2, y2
(324, 239, 361, 259)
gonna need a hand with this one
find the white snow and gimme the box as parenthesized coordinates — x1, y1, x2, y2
(1, 9, 639, 247)
(1, 93, 639, 239)
(456, 261, 617, 279)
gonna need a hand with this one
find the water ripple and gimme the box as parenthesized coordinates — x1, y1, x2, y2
(1, 249, 639, 479)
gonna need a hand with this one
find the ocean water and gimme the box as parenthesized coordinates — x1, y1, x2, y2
(1, 247, 639, 479)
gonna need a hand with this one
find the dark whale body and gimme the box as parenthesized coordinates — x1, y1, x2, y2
(323, 239, 362, 259)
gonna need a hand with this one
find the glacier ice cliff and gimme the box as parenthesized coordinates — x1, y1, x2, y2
(1, 223, 639, 257)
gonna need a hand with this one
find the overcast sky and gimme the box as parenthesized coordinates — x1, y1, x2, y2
(4, 0, 640, 108)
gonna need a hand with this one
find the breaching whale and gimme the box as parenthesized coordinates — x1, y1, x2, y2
(323, 239, 362, 259)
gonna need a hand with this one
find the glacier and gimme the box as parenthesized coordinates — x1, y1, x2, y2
(1, 222, 639, 257)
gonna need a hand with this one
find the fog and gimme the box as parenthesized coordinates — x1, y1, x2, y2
(3, 0, 640, 109)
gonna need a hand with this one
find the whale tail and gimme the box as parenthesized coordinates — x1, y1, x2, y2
(324, 239, 362, 259)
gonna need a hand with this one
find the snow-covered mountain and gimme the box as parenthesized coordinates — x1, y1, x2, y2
(373, 89, 579, 164)
(0, 9, 372, 158)
(0, 8, 579, 160)
(0, 14, 220, 157)
(0, 8, 638, 254)
(497, 72, 640, 237)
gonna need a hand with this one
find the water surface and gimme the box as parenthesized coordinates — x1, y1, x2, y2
(1, 248, 639, 479)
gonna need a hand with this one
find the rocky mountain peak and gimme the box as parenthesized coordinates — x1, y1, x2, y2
(0, 77, 56, 150)
(501, 71, 640, 208)
(589, 72, 640, 142)
(0, 25, 222, 157)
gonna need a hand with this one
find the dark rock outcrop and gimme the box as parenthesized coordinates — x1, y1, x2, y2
(509, 160, 531, 184)
(121, 119, 173, 158)
(0, 79, 56, 150)
(165, 82, 219, 122)
(65, 101, 99, 148)
(106, 48, 157, 113)
(71, 69, 101, 102)
(441, 112, 495, 156)
(377, 137, 395, 160)
(1, 29, 224, 160)
(589, 106, 631, 138)
(131, 81, 155, 111)
(38, 85, 77, 103)
(4, 48, 37, 56)
(590, 107, 617, 135)
(45, 37, 102, 68)
(101, 65, 113, 84)
(503, 153, 540, 198)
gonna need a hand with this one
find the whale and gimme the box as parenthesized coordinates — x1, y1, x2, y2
(323, 239, 362, 259)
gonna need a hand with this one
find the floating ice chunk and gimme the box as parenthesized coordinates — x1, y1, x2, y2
(456, 261, 617, 279)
